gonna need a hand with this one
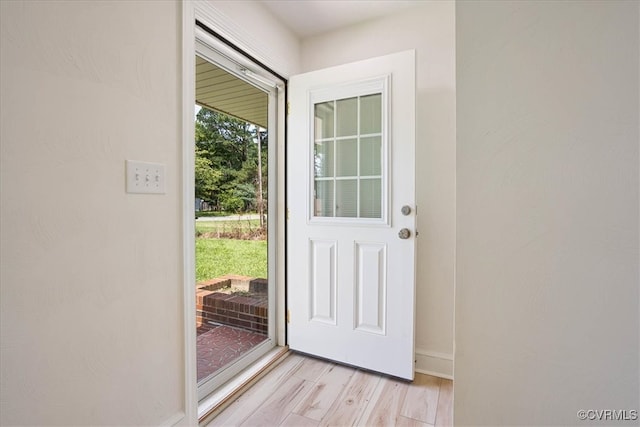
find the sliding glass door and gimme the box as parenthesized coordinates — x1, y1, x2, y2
(194, 39, 280, 400)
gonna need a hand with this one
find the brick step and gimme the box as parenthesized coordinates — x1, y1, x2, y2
(196, 275, 268, 334)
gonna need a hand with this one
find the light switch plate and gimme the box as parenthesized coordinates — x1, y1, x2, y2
(126, 160, 166, 194)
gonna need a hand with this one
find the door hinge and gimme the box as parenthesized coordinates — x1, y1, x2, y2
(286, 208, 290, 220)
(287, 102, 290, 116)
(286, 309, 291, 323)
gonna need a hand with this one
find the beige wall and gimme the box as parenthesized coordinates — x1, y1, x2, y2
(300, 1, 457, 377)
(0, 1, 185, 424)
(4, 0, 636, 424)
(455, 1, 639, 425)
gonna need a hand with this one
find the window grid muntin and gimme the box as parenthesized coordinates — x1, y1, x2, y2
(313, 94, 383, 219)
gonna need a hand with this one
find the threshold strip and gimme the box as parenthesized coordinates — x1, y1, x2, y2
(198, 346, 290, 425)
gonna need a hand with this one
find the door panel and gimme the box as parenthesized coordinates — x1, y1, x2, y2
(309, 239, 337, 325)
(288, 50, 416, 380)
(354, 241, 387, 334)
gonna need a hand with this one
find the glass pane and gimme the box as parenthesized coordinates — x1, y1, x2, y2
(336, 179, 357, 217)
(314, 102, 334, 139)
(359, 178, 382, 218)
(335, 138, 357, 177)
(360, 94, 381, 134)
(314, 180, 334, 217)
(336, 97, 357, 137)
(314, 141, 334, 177)
(360, 136, 381, 176)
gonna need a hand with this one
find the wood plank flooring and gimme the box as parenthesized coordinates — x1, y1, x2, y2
(206, 352, 453, 427)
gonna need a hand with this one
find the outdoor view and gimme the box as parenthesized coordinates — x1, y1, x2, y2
(194, 105, 269, 384)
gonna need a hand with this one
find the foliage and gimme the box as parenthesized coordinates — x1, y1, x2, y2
(195, 148, 221, 200)
(196, 238, 267, 281)
(196, 219, 261, 234)
(195, 108, 267, 213)
(196, 218, 265, 240)
(220, 195, 243, 213)
(195, 211, 235, 218)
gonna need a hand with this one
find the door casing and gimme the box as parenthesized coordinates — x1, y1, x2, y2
(182, 2, 288, 423)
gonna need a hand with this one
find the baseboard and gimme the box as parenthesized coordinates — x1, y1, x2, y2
(163, 411, 185, 426)
(415, 348, 454, 380)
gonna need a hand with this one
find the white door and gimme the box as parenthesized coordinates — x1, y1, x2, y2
(287, 50, 416, 380)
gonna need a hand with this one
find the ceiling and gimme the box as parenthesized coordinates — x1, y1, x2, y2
(196, 56, 268, 128)
(261, 0, 419, 38)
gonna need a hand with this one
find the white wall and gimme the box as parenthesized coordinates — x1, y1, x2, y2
(300, 1, 457, 377)
(455, 1, 639, 425)
(0, 1, 186, 425)
(197, 0, 301, 77)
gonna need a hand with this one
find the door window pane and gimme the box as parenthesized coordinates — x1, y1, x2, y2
(336, 97, 358, 137)
(336, 179, 357, 217)
(314, 141, 334, 177)
(314, 180, 334, 217)
(314, 102, 334, 139)
(360, 136, 381, 176)
(335, 139, 357, 177)
(360, 94, 381, 134)
(359, 178, 382, 218)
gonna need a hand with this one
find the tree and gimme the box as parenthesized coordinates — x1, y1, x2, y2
(255, 129, 266, 228)
(194, 148, 220, 202)
(195, 108, 267, 216)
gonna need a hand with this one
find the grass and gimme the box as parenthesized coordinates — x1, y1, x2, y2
(196, 238, 267, 282)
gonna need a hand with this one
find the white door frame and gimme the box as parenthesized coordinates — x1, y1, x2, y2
(193, 35, 282, 400)
(181, 1, 289, 424)
(181, 3, 197, 424)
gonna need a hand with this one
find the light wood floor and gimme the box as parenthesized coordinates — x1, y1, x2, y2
(206, 352, 453, 427)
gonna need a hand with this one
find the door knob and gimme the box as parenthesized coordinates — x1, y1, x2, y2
(398, 228, 411, 239)
(401, 205, 412, 216)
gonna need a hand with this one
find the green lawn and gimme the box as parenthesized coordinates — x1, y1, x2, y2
(196, 238, 267, 282)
